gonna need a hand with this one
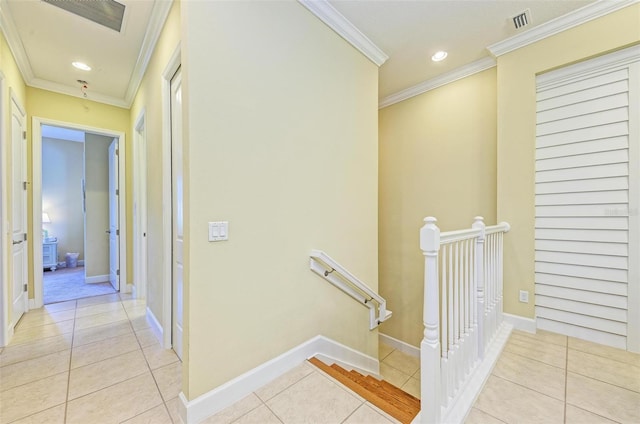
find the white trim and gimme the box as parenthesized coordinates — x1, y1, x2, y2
(146, 306, 164, 345)
(378, 57, 496, 109)
(85, 275, 109, 284)
(537, 44, 640, 89)
(28, 78, 129, 108)
(487, 0, 639, 57)
(503, 313, 536, 334)
(133, 109, 148, 301)
(161, 44, 181, 350)
(0, 71, 8, 347)
(0, 0, 35, 83)
(297, 0, 388, 67)
(32, 117, 127, 308)
(28, 299, 36, 310)
(379, 332, 420, 358)
(124, 0, 174, 106)
(0, 0, 173, 108)
(178, 335, 379, 424)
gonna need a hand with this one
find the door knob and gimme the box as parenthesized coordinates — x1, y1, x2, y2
(105, 230, 111, 234)
(12, 240, 22, 245)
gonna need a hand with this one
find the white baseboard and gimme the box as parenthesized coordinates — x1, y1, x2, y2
(146, 307, 163, 345)
(122, 283, 133, 294)
(28, 299, 37, 310)
(85, 275, 109, 284)
(504, 313, 536, 333)
(379, 332, 420, 358)
(437, 322, 513, 424)
(178, 335, 379, 424)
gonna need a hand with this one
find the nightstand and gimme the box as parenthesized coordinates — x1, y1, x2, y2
(43, 239, 58, 271)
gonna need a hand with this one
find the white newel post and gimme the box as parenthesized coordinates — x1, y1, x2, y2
(420, 217, 441, 423)
(472, 217, 486, 359)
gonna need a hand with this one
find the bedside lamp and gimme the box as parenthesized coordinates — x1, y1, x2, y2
(42, 212, 51, 239)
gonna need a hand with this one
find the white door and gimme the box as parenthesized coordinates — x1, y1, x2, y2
(108, 140, 120, 291)
(171, 68, 184, 359)
(535, 46, 639, 351)
(134, 117, 148, 299)
(11, 96, 27, 327)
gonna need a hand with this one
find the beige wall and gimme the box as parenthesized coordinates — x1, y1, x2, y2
(378, 68, 497, 346)
(497, 5, 640, 318)
(26, 87, 131, 290)
(182, 1, 378, 399)
(0, 31, 27, 325)
(129, 0, 180, 324)
(42, 138, 84, 261)
(84, 134, 112, 278)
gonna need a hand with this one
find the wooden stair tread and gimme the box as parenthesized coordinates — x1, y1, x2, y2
(308, 357, 420, 424)
(363, 375, 421, 410)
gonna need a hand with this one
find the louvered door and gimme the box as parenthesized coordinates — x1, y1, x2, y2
(535, 46, 639, 350)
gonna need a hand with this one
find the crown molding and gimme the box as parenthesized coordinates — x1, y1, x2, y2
(378, 57, 496, 109)
(0, 0, 35, 83)
(298, 0, 388, 67)
(124, 0, 173, 107)
(0, 0, 172, 109)
(29, 78, 129, 108)
(487, 0, 640, 57)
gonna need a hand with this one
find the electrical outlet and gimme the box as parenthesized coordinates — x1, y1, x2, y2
(519, 290, 529, 303)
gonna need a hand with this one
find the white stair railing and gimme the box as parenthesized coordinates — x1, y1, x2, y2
(418, 217, 510, 423)
(310, 250, 392, 330)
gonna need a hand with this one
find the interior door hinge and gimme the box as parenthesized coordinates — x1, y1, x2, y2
(116, 269, 120, 276)
(23, 233, 27, 241)
(115, 189, 119, 196)
(116, 229, 120, 236)
(23, 283, 27, 292)
(22, 131, 26, 139)
(116, 148, 119, 156)
(22, 181, 28, 190)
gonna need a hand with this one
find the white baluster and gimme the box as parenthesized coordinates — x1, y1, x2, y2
(472, 217, 486, 359)
(420, 217, 441, 424)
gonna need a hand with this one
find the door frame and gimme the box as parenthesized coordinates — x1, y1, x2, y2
(0, 72, 8, 346)
(161, 44, 181, 349)
(32, 117, 128, 308)
(133, 109, 148, 299)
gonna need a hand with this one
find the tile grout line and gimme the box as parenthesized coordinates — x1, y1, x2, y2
(64, 299, 78, 424)
(125, 294, 177, 423)
(500, 347, 566, 370)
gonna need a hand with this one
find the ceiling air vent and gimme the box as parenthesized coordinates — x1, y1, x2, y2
(512, 9, 532, 30)
(43, 0, 125, 32)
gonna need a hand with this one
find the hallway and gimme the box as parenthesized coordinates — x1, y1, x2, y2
(2, 297, 639, 423)
(0, 293, 181, 423)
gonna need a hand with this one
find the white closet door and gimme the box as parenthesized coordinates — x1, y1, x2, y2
(535, 46, 639, 351)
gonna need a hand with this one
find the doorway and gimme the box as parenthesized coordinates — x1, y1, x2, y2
(32, 118, 127, 309)
(40, 126, 119, 304)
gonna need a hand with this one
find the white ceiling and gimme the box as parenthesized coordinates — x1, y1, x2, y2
(0, 0, 611, 108)
(329, 0, 595, 99)
(0, 0, 172, 107)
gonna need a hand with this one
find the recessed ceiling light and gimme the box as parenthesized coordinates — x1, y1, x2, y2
(72, 62, 91, 71)
(431, 51, 448, 62)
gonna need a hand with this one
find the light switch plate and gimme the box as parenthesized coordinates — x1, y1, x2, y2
(208, 221, 229, 242)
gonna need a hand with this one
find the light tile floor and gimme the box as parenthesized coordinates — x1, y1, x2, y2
(0, 293, 181, 424)
(467, 329, 640, 424)
(3, 300, 640, 424)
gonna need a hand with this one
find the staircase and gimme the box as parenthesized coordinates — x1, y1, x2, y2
(308, 357, 420, 424)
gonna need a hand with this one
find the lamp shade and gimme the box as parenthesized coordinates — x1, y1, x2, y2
(42, 212, 51, 223)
